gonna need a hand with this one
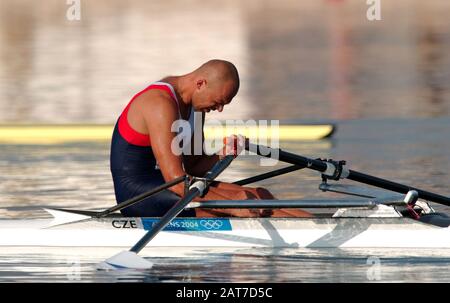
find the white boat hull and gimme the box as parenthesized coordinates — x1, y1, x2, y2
(1, 217, 449, 249)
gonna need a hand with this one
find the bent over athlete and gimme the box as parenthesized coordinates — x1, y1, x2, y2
(110, 59, 312, 218)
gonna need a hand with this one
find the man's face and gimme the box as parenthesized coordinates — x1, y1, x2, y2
(192, 80, 234, 113)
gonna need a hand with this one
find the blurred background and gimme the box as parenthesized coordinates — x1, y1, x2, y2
(1, 0, 450, 123)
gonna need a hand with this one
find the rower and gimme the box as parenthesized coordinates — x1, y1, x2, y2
(110, 59, 312, 218)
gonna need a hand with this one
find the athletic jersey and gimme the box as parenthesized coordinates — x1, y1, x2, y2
(110, 82, 196, 217)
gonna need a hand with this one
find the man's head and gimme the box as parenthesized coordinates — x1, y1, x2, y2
(190, 59, 240, 113)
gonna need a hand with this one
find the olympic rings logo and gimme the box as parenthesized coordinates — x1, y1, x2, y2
(199, 219, 223, 230)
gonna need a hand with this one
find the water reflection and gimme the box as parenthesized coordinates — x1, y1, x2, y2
(1, 0, 449, 123)
(1, 247, 449, 282)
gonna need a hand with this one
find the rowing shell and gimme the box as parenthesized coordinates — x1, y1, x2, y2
(0, 123, 335, 144)
(1, 208, 449, 250)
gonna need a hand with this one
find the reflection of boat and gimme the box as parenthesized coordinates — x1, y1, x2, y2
(0, 123, 335, 144)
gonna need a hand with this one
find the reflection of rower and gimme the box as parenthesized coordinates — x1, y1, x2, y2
(110, 59, 312, 218)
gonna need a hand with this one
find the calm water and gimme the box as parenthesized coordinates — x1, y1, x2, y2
(1, 119, 450, 282)
(1, 247, 449, 283)
(1, 0, 450, 282)
(1, 0, 450, 122)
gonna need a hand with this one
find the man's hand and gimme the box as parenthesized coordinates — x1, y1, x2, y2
(218, 134, 247, 159)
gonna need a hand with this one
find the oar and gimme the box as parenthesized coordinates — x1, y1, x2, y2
(99, 155, 235, 270)
(246, 143, 450, 206)
(95, 175, 187, 218)
(45, 175, 188, 226)
(233, 164, 304, 185)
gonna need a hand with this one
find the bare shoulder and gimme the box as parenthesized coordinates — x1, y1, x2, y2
(134, 89, 178, 119)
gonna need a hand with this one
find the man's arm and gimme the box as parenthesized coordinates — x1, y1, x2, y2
(183, 112, 220, 176)
(140, 94, 187, 196)
(141, 94, 254, 201)
(183, 155, 219, 177)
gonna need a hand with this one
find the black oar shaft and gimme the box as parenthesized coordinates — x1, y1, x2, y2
(347, 170, 450, 206)
(130, 155, 234, 254)
(247, 143, 450, 206)
(96, 175, 187, 218)
(247, 142, 328, 171)
(233, 165, 304, 186)
(130, 187, 201, 253)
